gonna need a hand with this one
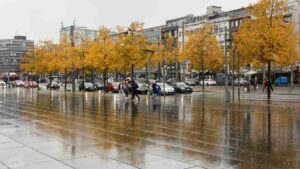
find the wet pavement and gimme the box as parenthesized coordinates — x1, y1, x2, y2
(0, 88, 299, 169)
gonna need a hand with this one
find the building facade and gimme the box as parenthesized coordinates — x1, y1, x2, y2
(0, 36, 34, 74)
(60, 24, 98, 45)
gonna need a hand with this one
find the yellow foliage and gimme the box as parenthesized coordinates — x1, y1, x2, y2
(85, 27, 116, 73)
(153, 35, 179, 65)
(115, 21, 148, 71)
(234, 0, 299, 67)
(180, 25, 224, 72)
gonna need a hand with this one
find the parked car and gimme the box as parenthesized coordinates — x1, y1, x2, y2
(214, 73, 225, 86)
(47, 81, 60, 90)
(79, 82, 96, 92)
(234, 78, 248, 86)
(24, 81, 38, 88)
(0, 81, 6, 87)
(106, 82, 121, 93)
(157, 83, 175, 95)
(275, 77, 288, 85)
(93, 82, 104, 90)
(11, 80, 24, 87)
(171, 82, 193, 93)
(200, 79, 217, 86)
(137, 82, 148, 94)
(185, 79, 197, 86)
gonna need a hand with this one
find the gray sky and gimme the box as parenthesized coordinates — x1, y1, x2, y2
(0, 0, 257, 42)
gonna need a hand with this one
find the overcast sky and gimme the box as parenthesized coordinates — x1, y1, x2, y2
(0, 0, 257, 42)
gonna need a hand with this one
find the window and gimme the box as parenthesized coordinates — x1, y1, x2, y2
(231, 22, 235, 27)
(219, 27, 224, 33)
(214, 25, 219, 34)
(235, 20, 239, 27)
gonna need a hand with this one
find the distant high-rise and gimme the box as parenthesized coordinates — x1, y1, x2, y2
(60, 24, 98, 45)
(0, 36, 34, 74)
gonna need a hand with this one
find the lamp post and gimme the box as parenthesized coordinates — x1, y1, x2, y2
(143, 49, 155, 98)
(224, 27, 230, 102)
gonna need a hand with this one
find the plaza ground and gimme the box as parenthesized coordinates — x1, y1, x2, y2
(0, 88, 299, 169)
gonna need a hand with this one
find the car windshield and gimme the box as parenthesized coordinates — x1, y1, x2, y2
(176, 82, 186, 87)
(85, 83, 93, 87)
(157, 83, 169, 87)
(138, 83, 146, 87)
(112, 82, 120, 86)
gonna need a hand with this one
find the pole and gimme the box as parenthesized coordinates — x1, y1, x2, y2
(202, 55, 205, 92)
(182, 21, 185, 82)
(163, 63, 166, 97)
(232, 49, 235, 101)
(70, 24, 76, 92)
(267, 60, 271, 99)
(224, 27, 229, 102)
(238, 52, 241, 101)
(291, 65, 294, 88)
(8, 71, 11, 88)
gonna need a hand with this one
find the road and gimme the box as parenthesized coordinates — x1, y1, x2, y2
(0, 88, 299, 169)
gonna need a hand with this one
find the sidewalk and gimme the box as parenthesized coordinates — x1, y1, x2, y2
(193, 85, 300, 95)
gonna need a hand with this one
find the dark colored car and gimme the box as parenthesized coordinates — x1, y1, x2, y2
(47, 81, 60, 90)
(214, 73, 225, 86)
(171, 82, 193, 93)
(137, 83, 148, 94)
(79, 82, 96, 92)
(94, 82, 104, 90)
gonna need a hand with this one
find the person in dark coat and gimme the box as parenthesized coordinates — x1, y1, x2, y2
(131, 80, 140, 101)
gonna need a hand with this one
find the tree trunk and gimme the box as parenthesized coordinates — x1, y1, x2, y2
(64, 69, 67, 91)
(262, 65, 265, 85)
(131, 64, 134, 85)
(175, 61, 178, 82)
(103, 69, 107, 92)
(72, 66, 76, 92)
(202, 56, 205, 92)
(49, 72, 53, 91)
(232, 50, 235, 101)
(37, 75, 40, 90)
(291, 65, 294, 88)
(267, 60, 271, 99)
(82, 66, 85, 84)
(158, 63, 161, 82)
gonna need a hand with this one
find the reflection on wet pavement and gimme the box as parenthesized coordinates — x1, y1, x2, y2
(0, 88, 299, 169)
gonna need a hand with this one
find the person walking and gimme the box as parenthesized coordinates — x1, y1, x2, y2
(131, 80, 140, 101)
(118, 81, 129, 99)
(151, 82, 157, 97)
(253, 76, 258, 91)
(263, 78, 274, 92)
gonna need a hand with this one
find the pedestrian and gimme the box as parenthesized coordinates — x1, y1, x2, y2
(151, 82, 157, 97)
(123, 81, 129, 99)
(250, 76, 254, 91)
(253, 76, 258, 91)
(119, 81, 129, 99)
(131, 80, 140, 101)
(118, 81, 125, 95)
(263, 78, 274, 92)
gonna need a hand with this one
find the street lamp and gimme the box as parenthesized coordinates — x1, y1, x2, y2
(224, 27, 230, 102)
(143, 49, 155, 97)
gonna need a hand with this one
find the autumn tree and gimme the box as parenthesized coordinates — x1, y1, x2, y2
(180, 25, 224, 91)
(115, 21, 148, 84)
(234, 0, 299, 98)
(86, 27, 116, 87)
(153, 35, 179, 82)
(56, 34, 74, 91)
